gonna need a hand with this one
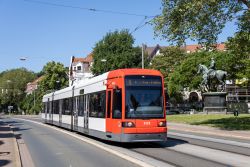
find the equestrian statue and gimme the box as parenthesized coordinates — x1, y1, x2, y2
(197, 58, 227, 92)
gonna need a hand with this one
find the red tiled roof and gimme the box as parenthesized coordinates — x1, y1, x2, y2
(183, 43, 226, 52)
(72, 53, 93, 63)
(84, 53, 93, 62)
(73, 58, 85, 63)
(216, 43, 226, 51)
(30, 76, 44, 85)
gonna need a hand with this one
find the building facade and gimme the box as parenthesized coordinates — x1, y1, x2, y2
(144, 43, 226, 60)
(25, 76, 44, 95)
(69, 53, 93, 86)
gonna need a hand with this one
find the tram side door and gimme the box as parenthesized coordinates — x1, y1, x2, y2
(49, 100, 52, 124)
(83, 94, 89, 133)
(59, 100, 62, 126)
(73, 97, 78, 131)
(45, 98, 49, 123)
(106, 90, 112, 133)
(106, 88, 122, 137)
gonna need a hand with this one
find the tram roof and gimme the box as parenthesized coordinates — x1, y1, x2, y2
(42, 68, 163, 101)
(107, 68, 163, 78)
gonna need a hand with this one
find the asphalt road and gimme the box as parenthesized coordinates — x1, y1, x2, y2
(4, 116, 250, 167)
(3, 118, 139, 167)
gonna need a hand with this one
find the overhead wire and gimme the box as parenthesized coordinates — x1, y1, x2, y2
(131, 15, 159, 34)
(22, 0, 159, 34)
(22, 0, 156, 18)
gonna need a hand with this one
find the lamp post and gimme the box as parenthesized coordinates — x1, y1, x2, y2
(19, 57, 27, 61)
(101, 59, 107, 73)
(6, 80, 12, 114)
(55, 80, 60, 90)
(142, 43, 144, 69)
(33, 84, 40, 115)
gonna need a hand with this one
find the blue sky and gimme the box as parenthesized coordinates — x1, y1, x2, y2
(0, 0, 237, 73)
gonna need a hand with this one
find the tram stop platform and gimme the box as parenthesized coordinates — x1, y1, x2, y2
(0, 119, 21, 167)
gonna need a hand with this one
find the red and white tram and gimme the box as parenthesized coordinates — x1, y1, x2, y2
(42, 69, 167, 142)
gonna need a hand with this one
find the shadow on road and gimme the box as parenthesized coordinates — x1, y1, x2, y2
(0, 132, 14, 138)
(0, 119, 29, 140)
(75, 131, 188, 149)
(41, 121, 189, 149)
(0, 160, 11, 166)
(0, 152, 10, 156)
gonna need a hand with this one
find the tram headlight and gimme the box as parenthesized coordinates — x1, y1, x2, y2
(158, 121, 166, 127)
(122, 122, 135, 128)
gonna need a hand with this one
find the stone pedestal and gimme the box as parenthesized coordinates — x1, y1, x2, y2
(203, 92, 227, 114)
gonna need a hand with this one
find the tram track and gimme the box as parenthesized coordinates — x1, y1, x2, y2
(167, 135, 250, 157)
(127, 142, 229, 167)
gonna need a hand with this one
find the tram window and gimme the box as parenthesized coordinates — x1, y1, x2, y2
(46, 102, 49, 113)
(107, 91, 111, 118)
(59, 100, 63, 114)
(62, 99, 65, 115)
(53, 100, 59, 114)
(69, 98, 73, 115)
(42, 103, 45, 113)
(73, 97, 77, 114)
(112, 89, 122, 119)
(89, 91, 106, 118)
(63, 98, 71, 115)
(49, 101, 52, 113)
(78, 95, 84, 116)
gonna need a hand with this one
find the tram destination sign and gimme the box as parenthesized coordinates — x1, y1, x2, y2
(125, 77, 162, 87)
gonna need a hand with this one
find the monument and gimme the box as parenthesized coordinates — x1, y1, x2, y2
(197, 58, 228, 113)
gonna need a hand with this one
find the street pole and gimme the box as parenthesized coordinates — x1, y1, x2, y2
(34, 90, 35, 114)
(142, 43, 144, 69)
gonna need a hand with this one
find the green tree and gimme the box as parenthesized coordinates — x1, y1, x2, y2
(168, 51, 233, 96)
(226, 10, 250, 83)
(152, 0, 249, 48)
(150, 46, 186, 88)
(92, 30, 142, 75)
(39, 61, 68, 92)
(0, 68, 36, 113)
(20, 87, 44, 115)
(20, 61, 68, 114)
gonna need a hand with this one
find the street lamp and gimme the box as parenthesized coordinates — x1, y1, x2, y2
(101, 59, 107, 72)
(20, 57, 27, 61)
(142, 43, 144, 69)
(6, 80, 12, 114)
(55, 80, 60, 90)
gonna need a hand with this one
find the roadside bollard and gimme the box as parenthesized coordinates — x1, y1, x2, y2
(233, 110, 239, 116)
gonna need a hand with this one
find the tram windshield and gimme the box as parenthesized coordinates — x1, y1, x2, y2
(125, 75, 164, 119)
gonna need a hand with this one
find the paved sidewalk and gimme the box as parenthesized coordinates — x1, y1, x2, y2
(168, 122, 250, 141)
(0, 119, 21, 167)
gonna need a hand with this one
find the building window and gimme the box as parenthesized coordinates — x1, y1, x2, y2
(77, 66, 81, 71)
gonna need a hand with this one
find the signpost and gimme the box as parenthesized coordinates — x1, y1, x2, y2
(8, 106, 13, 115)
